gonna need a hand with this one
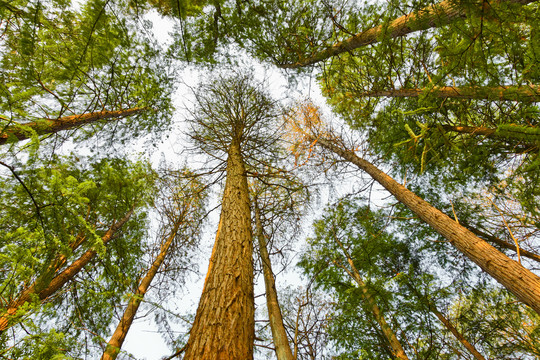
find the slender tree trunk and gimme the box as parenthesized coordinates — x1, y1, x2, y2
(0, 108, 146, 145)
(280, 0, 536, 68)
(332, 238, 409, 360)
(430, 305, 486, 360)
(183, 141, 255, 359)
(440, 124, 540, 144)
(405, 281, 486, 359)
(0, 207, 134, 332)
(101, 209, 187, 360)
(254, 201, 295, 360)
(463, 224, 540, 264)
(313, 136, 540, 314)
(359, 85, 540, 102)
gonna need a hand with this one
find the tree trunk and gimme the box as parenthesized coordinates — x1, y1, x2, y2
(0, 207, 134, 332)
(0, 108, 146, 145)
(183, 141, 255, 360)
(405, 280, 486, 359)
(280, 0, 536, 68)
(440, 124, 540, 145)
(101, 209, 186, 360)
(254, 201, 295, 360)
(463, 224, 540, 264)
(313, 136, 540, 315)
(359, 85, 540, 102)
(332, 238, 409, 360)
(430, 305, 486, 360)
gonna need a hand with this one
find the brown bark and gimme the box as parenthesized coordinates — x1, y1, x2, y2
(280, 0, 536, 68)
(0, 108, 146, 145)
(332, 238, 409, 360)
(0, 207, 134, 332)
(183, 141, 255, 360)
(101, 209, 187, 360)
(464, 225, 540, 264)
(405, 281, 486, 359)
(254, 201, 295, 360)
(360, 85, 540, 102)
(430, 306, 486, 360)
(313, 136, 540, 315)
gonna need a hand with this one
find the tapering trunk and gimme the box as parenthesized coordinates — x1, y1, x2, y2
(360, 85, 540, 102)
(333, 239, 409, 359)
(101, 210, 186, 360)
(254, 202, 295, 360)
(405, 281, 486, 359)
(280, 0, 536, 68)
(430, 305, 486, 360)
(184, 141, 255, 359)
(313, 136, 540, 314)
(0, 108, 145, 145)
(464, 225, 540, 264)
(0, 207, 134, 332)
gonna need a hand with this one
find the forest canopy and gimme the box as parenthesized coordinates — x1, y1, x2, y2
(0, 0, 539, 359)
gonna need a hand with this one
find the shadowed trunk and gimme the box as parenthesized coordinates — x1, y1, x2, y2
(183, 141, 255, 359)
(254, 201, 295, 360)
(359, 85, 540, 102)
(0, 207, 135, 332)
(101, 208, 187, 360)
(313, 135, 540, 315)
(0, 108, 146, 145)
(280, 0, 536, 68)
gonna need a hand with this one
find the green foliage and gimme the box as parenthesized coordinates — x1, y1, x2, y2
(0, 154, 156, 358)
(0, 0, 174, 148)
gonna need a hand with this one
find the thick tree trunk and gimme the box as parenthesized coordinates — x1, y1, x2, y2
(359, 85, 540, 102)
(332, 238, 409, 360)
(0, 207, 134, 332)
(280, 0, 536, 68)
(313, 136, 540, 314)
(0, 108, 145, 145)
(183, 141, 255, 359)
(101, 209, 186, 360)
(254, 202, 295, 360)
(463, 225, 540, 264)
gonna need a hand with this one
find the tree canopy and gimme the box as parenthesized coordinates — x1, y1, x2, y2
(0, 0, 539, 359)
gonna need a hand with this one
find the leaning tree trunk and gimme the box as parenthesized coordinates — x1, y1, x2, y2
(254, 202, 295, 360)
(280, 0, 536, 68)
(405, 280, 486, 360)
(183, 141, 255, 359)
(101, 209, 186, 360)
(313, 136, 540, 315)
(463, 224, 540, 264)
(359, 85, 540, 102)
(0, 108, 145, 145)
(332, 237, 409, 360)
(0, 207, 134, 332)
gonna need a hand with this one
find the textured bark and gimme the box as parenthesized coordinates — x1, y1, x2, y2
(0, 108, 145, 145)
(332, 238, 409, 360)
(313, 136, 540, 314)
(101, 210, 186, 360)
(360, 85, 540, 102)
(254, 202, 295, 360)
(183, 141, 254, 359)
(0, 207, 134, 332)
(464, 225, 540, 264)
(280, 0, 537, 68)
